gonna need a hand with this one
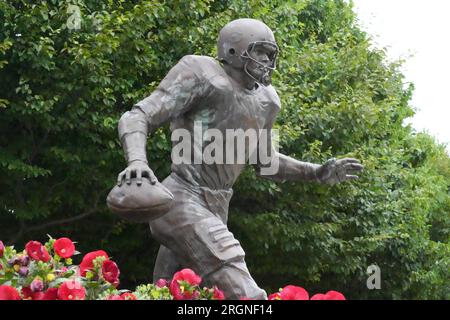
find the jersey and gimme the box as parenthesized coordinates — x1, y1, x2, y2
(133, 55, 281, 190)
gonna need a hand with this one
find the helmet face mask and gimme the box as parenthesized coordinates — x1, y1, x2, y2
(217, 19, 279, 87)
(241, 41, 279, 86)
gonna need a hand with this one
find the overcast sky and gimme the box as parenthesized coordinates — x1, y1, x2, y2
(351, 0, 450, 153)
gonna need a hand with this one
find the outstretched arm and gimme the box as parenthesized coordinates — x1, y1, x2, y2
(255, 102, 363, 184)
(257, 152, 363, 185)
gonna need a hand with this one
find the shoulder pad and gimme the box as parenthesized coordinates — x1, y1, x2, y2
(179, 55, 233, 92)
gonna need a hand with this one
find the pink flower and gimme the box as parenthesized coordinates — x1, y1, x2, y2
(279, 285, 309, 300)
(102, 260, 120, 284)
(18, 266, 29, 277)
(0, 285, 21, 300)
(30, 278, 44, 292)
(170, 268, 202, 300)
(53, 237, 75, 258)
(311, 290, 346, 300)
(155, 278, 168, 288)
(18, 255, 30, 266)
(79, 250, 109, 277)
(57, 266, 69, 276)
(107, 294, 124, 300)
(213, 286, 225, 300)
(25, 241, 50, 262)
(0, 240, 4, 258)
(57, 280, 86, 300)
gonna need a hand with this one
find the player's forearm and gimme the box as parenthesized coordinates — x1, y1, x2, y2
(280, 153, 321, 182)
(258, 152, 321, 183)
(118, 108, 149, 165)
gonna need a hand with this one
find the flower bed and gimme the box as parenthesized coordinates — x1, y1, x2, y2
(0, 238, 345, 300)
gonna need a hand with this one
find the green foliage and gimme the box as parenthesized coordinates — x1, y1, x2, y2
(133, 283, 172, 300)
(0, 0, 448, 299)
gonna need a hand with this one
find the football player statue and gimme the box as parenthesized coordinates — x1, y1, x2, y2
(115, 18, 363, 299)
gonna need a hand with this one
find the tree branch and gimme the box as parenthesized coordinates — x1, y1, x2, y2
(25, 207, 98, 233)
(9, 190, 108, 243)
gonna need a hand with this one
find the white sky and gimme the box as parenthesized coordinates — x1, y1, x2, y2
(351, 0, 450, 154)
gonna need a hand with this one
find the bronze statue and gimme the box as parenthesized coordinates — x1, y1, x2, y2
(113, 18, 363, 299)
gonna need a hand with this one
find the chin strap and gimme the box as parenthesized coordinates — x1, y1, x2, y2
(243, 60, 273, 86)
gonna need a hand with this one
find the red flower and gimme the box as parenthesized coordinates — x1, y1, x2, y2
(311, 290, 346, 300)
(31, 292, 45, 300)
(170, 268, 202, 300)
(0, 240, 4, 258)
(0, 285, 21, 300)
(121, 292, 137, 300)
(43, 288, 59, 300)
(172, 269, 202, 286)
(22, 286, 50, 300)
(268, 292, 282, 300)
(25, 241, 50, 262)
(279, 285, 309, 300)
(102, 260, 120, 284)
(324, 290, 346, 300)
(21, 287, 33, 300)
(57, 280, 86, 300)
(107, 294, 124, 300)
(53, 237, 75, 258)
(79, 250, 109, 277)
(213, 286, 225, 300)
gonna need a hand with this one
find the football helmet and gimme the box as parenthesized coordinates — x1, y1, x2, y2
(217, 18, 279, 86)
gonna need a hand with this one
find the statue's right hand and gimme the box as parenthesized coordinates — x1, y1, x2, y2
(117, 160, 158, 186)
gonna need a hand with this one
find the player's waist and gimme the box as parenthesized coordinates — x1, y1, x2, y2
(170, 171, 232, 193)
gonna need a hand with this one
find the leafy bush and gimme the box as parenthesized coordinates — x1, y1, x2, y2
(0, 0, 448, 299)
(0, 237, 344, 300)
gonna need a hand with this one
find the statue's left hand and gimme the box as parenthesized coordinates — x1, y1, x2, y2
(316, 157, 364, 185)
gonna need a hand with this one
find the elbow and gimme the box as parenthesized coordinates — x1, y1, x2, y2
(118, 108, 148, 140)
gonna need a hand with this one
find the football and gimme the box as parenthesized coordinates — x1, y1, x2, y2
(106, 178, 174, 223)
